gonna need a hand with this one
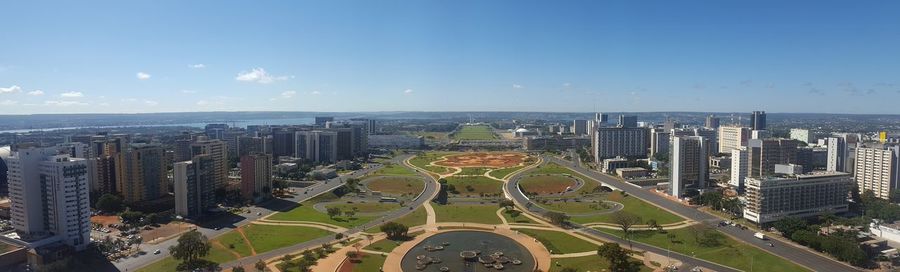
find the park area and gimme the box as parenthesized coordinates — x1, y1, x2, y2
(451, 124, 497, 140)
(435, 152, 526, 168)
(444, 176, 504, 197)
(363, 176, 424, 196)
(519, 174, 579, 195)
(433, 203, 504, 225)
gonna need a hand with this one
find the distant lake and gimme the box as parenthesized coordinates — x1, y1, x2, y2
(0, 117, 315, 134)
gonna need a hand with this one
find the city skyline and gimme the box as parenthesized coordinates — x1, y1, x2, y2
(2, 1, 900, 115)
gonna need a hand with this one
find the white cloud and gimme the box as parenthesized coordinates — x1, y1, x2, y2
(281, 91, 297, 98)
(0, 85, 21, 94)
(404, 89, 414, 94)
(45, 100, 88, 106)
(60, 91, 84, 98)
(121, 98, 138, 102)
(144, 100, 159, 106)
(99, 102, 110, 106)
(189, 64, 206, 69)
(0, 100, 17, 105)
(196, 100, 209, 106)
(512, 84, 524, 89)
(235, 68, 288, 84)
(180, 90, 198, 94)
(310, 90, 321, 95)
(27, 90, 44, 96)
(136, 72, 151, 80)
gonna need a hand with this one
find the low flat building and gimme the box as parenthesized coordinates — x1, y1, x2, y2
(368, 135, 424, 149)
(616, 167, 649, 179)
(523, 136, 590, 151)
(600, 157, 632, 173)
(743, 172, 851, 224)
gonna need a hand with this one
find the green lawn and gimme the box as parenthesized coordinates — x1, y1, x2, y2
(433, 204, 503, 225)
(520, 175, 577, 195)
(516, 229, 598, 254)
(409, 152, 454, 174)
(529, 163, 600, 194)
(597, 227, 810, 272)
(365, 176, 424, 196)
(351, 253, 387, 272)
(550, 255, 653, 272)
(536, 200, 615, 214)
(364, 207, 428, 233)
(452, 125, 497, 140)
(488, 165, 526, 179)
(501, 209, 536, 224)
(445, 176, 503, 196)
(268, 203, 375, 228)
(410, 131, 450, 141)
(214, 230, 253, 259)
(372, 163, 417, 176)
(325, 202, 402, 213)
(568, 192, 684, 225)
(136, 257, 178, 272)
(241, 224, 333, 253)
(457, 167, 492, 176)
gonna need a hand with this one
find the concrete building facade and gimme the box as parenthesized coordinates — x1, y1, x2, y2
(853, 146, 900, 200)
(670, 136, 708, 197)
(743, 172, 851, 224)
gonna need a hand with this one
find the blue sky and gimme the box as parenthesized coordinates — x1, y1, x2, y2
(1, 1, 899, 114)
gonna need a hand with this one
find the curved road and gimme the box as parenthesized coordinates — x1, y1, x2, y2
(534, 155, 859, 272)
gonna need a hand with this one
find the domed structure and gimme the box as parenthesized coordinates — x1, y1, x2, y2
(514, 128, 529, 133)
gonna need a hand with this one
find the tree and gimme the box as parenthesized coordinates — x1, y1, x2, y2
(773, 217, 808, 238)
(380, 222, 409, 239)
(435, 179, 449, 204)
(326, 207, 342, 219)
(343, 210, 356, 218)
(597, 243, 640, 272)
(169, 230, 212, 268)
(721, 198, 744, 217)
(646, 219, 662, 232)
(612, 211, 642, 250)
(119, 209, 145, 226)
(96, 193, 124, 213)
(145, 213, 160, 225)
(233, 266, 246, 272)
(499, 199, 515, 210)
(507, 210, 522, 221)
(545, 211, 570, 226)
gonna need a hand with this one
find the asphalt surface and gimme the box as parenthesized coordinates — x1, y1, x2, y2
(538, 155, 860, 272)
(120, 155, 429, 271)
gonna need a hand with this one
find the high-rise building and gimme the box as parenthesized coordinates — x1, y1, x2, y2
(272, 128, 297, 157)
(315, 116, 334, 126)
(573, 120, 588, 136)
(191, 139, 228, 190)
(826, 137, 848, 173)
(790, 129, 814, 144)
(853, 146, 900, 200)
(174, 155, 216, 219)
(204, 123, 228, 140)
(617, 115, 638, 128)
(238, 136, 273, 157)
(747, 138, 800, 178)
(335, 128, 354, 161)
(694, 128, 719, 155)
(116, 144, 168, 203)
(240, 153, 273, 203)
(730, 147, 749, 190)
(222, 129, 246, 159)
(669, 136, 708, 197)
(649, 128, 670, 159)
(306, 131, 338, 163)
(0, 147, 8, 197)
(595, 113, 609, 126)
(718, 126, 750, 153)
(174, 138, 194, 163)
(743, 172, 851, 224)
(592, 127, 648, 161)
(6, 147, 91, 250)
(750, 111, 766, 130)
(705, 115, 720, 129)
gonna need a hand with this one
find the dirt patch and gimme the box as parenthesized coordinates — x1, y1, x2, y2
(91, 215, 121, 227)
(435, 153, 526, 168)
(141, 222, 195, 244)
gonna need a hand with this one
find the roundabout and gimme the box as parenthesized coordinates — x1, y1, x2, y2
(387, 229, 549, 272)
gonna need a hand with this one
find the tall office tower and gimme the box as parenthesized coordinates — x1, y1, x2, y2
(730, 147, 749, 190)
(240, 153, 273, 203)
(90, 135, 127, 158)
(649, 128, 670, 159)
(347, 123, 369, 157)
(573, 120, 588, 136)
(238, 136, 272, 157)
(790, 129, 814, 144)
(294, 131, 311, 159)
(116, 144, 167, 203)
(191, 139, 228, 190)
(743, 172, 851, 224)
(222, 129, 245, 159)
(669, 136, 708, 197)
(204, 123, 228, 140)
(694, 128, 719, 155)
(747, 138, 800, 178)
(305, 131, 338, 163)
(705, 115, 720, 129)
(0, 147, 8, 197)
(6, 147, 91, 250)
(662, 119, 679, 131)
(853, 146, 900, 200)
(718, 126, 750, 153)
(592, 127, 648, 162)
(174, 155, 216, 219)
(826, 137, 848, 173)
(174, 138, 194, 162)
(750, 111, 766, 130)
(751, 130, 770, 140)
(57, 142, 90, 158)
(335, 129, 354, 161)
(315, 116, 334, 126)
(595, 113, 609, 127)
(272, 129, 297, 157)
(617, 115, 638, 128)
(367, 119, 377, 134)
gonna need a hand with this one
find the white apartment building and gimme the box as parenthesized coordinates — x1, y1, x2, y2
(718, 126, 750, 153)
(854, 146, 900, 200)
(743, 172, 851, 224)
(790, 129, 814, 144)
(730, 147, 749, 190)
(6, 147, 91, 251)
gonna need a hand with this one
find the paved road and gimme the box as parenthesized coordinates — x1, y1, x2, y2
(540, 156, 860, 272)
(216, 154, 439, 269)
(120, 155, 407, 272)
